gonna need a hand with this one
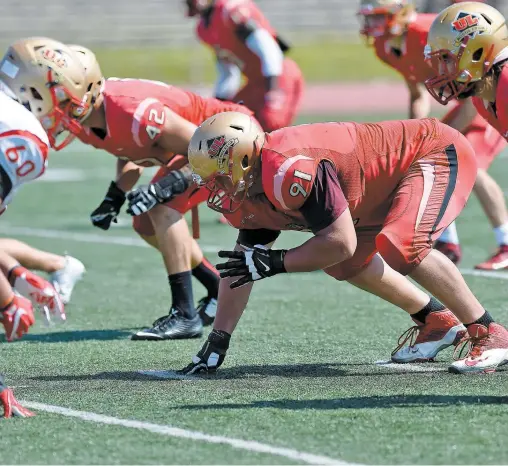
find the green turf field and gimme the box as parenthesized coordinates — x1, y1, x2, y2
(1, 112, 508, 465)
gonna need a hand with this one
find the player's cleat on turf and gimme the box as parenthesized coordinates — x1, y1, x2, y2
(131, 308, 203, 340)
(449, 323, 508, 374)
(50, 255, 86, 304)
(474, 245, 508, 271)
(0, 296, 35, 342)
(11, 266, 66, 323)
(0, 387, 35, 418)
(434, 240, 462, 265)
(391, 310, 466, 363)
(196, 296, 217, 326)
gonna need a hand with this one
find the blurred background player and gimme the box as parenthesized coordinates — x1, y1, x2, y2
(358, 0, 508, 270)
(186, 0, 304, 132)
(181, 112, 508, 375)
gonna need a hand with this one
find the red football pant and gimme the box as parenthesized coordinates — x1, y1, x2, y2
(233, 58, 304, 132)
(325, 127, 477, 280)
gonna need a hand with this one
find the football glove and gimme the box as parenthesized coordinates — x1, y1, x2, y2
(0, 375, 35, 418)
(10, 266, 66, 324)
(217, 245, 287, 289)
(126, 169, 191, 216)
(90, 181, 126, 230)
(180, 329, 231, 374)
(0, 295, 35, 342)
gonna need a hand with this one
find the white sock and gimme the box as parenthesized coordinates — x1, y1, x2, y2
(494, 222, 508, 246)
(439, 222, 460, 245)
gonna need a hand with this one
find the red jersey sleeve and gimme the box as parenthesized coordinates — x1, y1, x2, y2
(264, 150, 318, 211)
(129, 97, 166, 148)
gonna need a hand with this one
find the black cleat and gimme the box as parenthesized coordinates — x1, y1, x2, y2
(131, 309, 203, 340)
(196, 296, 217, 326)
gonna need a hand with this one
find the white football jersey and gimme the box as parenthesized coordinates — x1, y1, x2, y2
(0, 89, 49, 210)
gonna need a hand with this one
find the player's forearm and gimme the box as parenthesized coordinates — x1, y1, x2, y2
(442, 98, 477, 133)
(245, 29, 283, 85)
(115, 160, 144, 192)
(213, 276, 254, 334)
(409, 95, 431, 119)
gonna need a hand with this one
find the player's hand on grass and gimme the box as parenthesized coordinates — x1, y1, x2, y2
(0, 295, 35, 342)
(180, 329, 231, 374)
(0, 375, 35, 418)
(91, 181, 126, 230)
(217, 245, 287, 288)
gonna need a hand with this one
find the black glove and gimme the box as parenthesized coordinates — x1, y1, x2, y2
(126, 169, 191, 216)
(180, 329, 231, 375)
(90, 181, 126, 230)
(217, 244, 287, 289)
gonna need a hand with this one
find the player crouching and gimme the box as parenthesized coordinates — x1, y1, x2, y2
(168, 112, 508, 374)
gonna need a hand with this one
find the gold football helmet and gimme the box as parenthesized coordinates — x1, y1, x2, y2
(188, 111, 265, 214)
(0, 37, 89, 150)
(68, 44, 104, 110)
(425, 2, 508, 104)
(357, 0, 415, 39)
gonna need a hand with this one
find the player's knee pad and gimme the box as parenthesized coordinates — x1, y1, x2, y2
(132, 214, 155, 237)
(376, 230, 430, 276)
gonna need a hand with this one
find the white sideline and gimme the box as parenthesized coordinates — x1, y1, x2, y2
(3, 225, 508, 282)
(0, 225, 221, 254)
(20, 401, 350, 465)
(374, 360, 445, 372)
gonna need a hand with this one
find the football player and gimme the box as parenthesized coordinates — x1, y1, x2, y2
(0, 38, 258, 340)
(358, 0, 508, 270)
(0, 239, 84, 304)
(186, 0, 304, 133)
(176, 111, 508, 375)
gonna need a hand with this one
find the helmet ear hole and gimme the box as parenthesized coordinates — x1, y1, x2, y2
(241, 155, 249, 169)
(472, 48, 484, 62)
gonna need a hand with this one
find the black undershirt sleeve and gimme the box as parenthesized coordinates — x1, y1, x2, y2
(298, 160, 348, 233)
(237, 228, 281, 248)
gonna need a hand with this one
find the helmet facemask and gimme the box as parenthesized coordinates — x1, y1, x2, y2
(358, 1, 414, 40)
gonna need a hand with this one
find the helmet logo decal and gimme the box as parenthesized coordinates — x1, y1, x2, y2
(451, 11, 489, 46)
(41, 49, 68, 68)
(206, 135, 239, 171)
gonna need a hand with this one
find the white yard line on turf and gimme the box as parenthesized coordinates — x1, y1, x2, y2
(21, 401, 350, 465)
(137, 370, 199, 381)
(3, 225, 508, 281)
(0, 225, 221, 254)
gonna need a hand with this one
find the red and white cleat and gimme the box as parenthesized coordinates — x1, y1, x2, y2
(11, 266, 65, 324)
(434, 240, 462, 265)
(475, 245, 508, 270)
(0, 388, 35, 418)
(391, 310, 466, 363)
(449, 323, 508, 374)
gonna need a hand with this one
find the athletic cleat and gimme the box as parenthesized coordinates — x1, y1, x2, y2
(449, 323, 508, 374)
(50, 255, 86, 304)
(434, 240, 462, 265)
(196, 296, 217, 326)
(131, 308, 203, 340)
(391, 310, 466, 363)
(0, 388, 35, 418)
(474, 245, 508, 271)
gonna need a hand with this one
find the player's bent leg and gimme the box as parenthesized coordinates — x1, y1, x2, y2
(131, 205, 202, 341)
(346, 253, 464, 363)
(435, 222, 462, 265)
(473, 169, 508, 270)
(132, 214, 159, 249)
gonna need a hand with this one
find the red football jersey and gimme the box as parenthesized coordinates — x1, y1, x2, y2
(76, 78, 253, 166)
(373, 13, 436, 83)
(224, 118, 447, 230)
(473, 65, 508, 141)
(196, 0, 279, 83)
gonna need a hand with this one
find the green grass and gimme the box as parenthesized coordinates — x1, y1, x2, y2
(95, 41, 399, 85)
(1, 112, 508, 465)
